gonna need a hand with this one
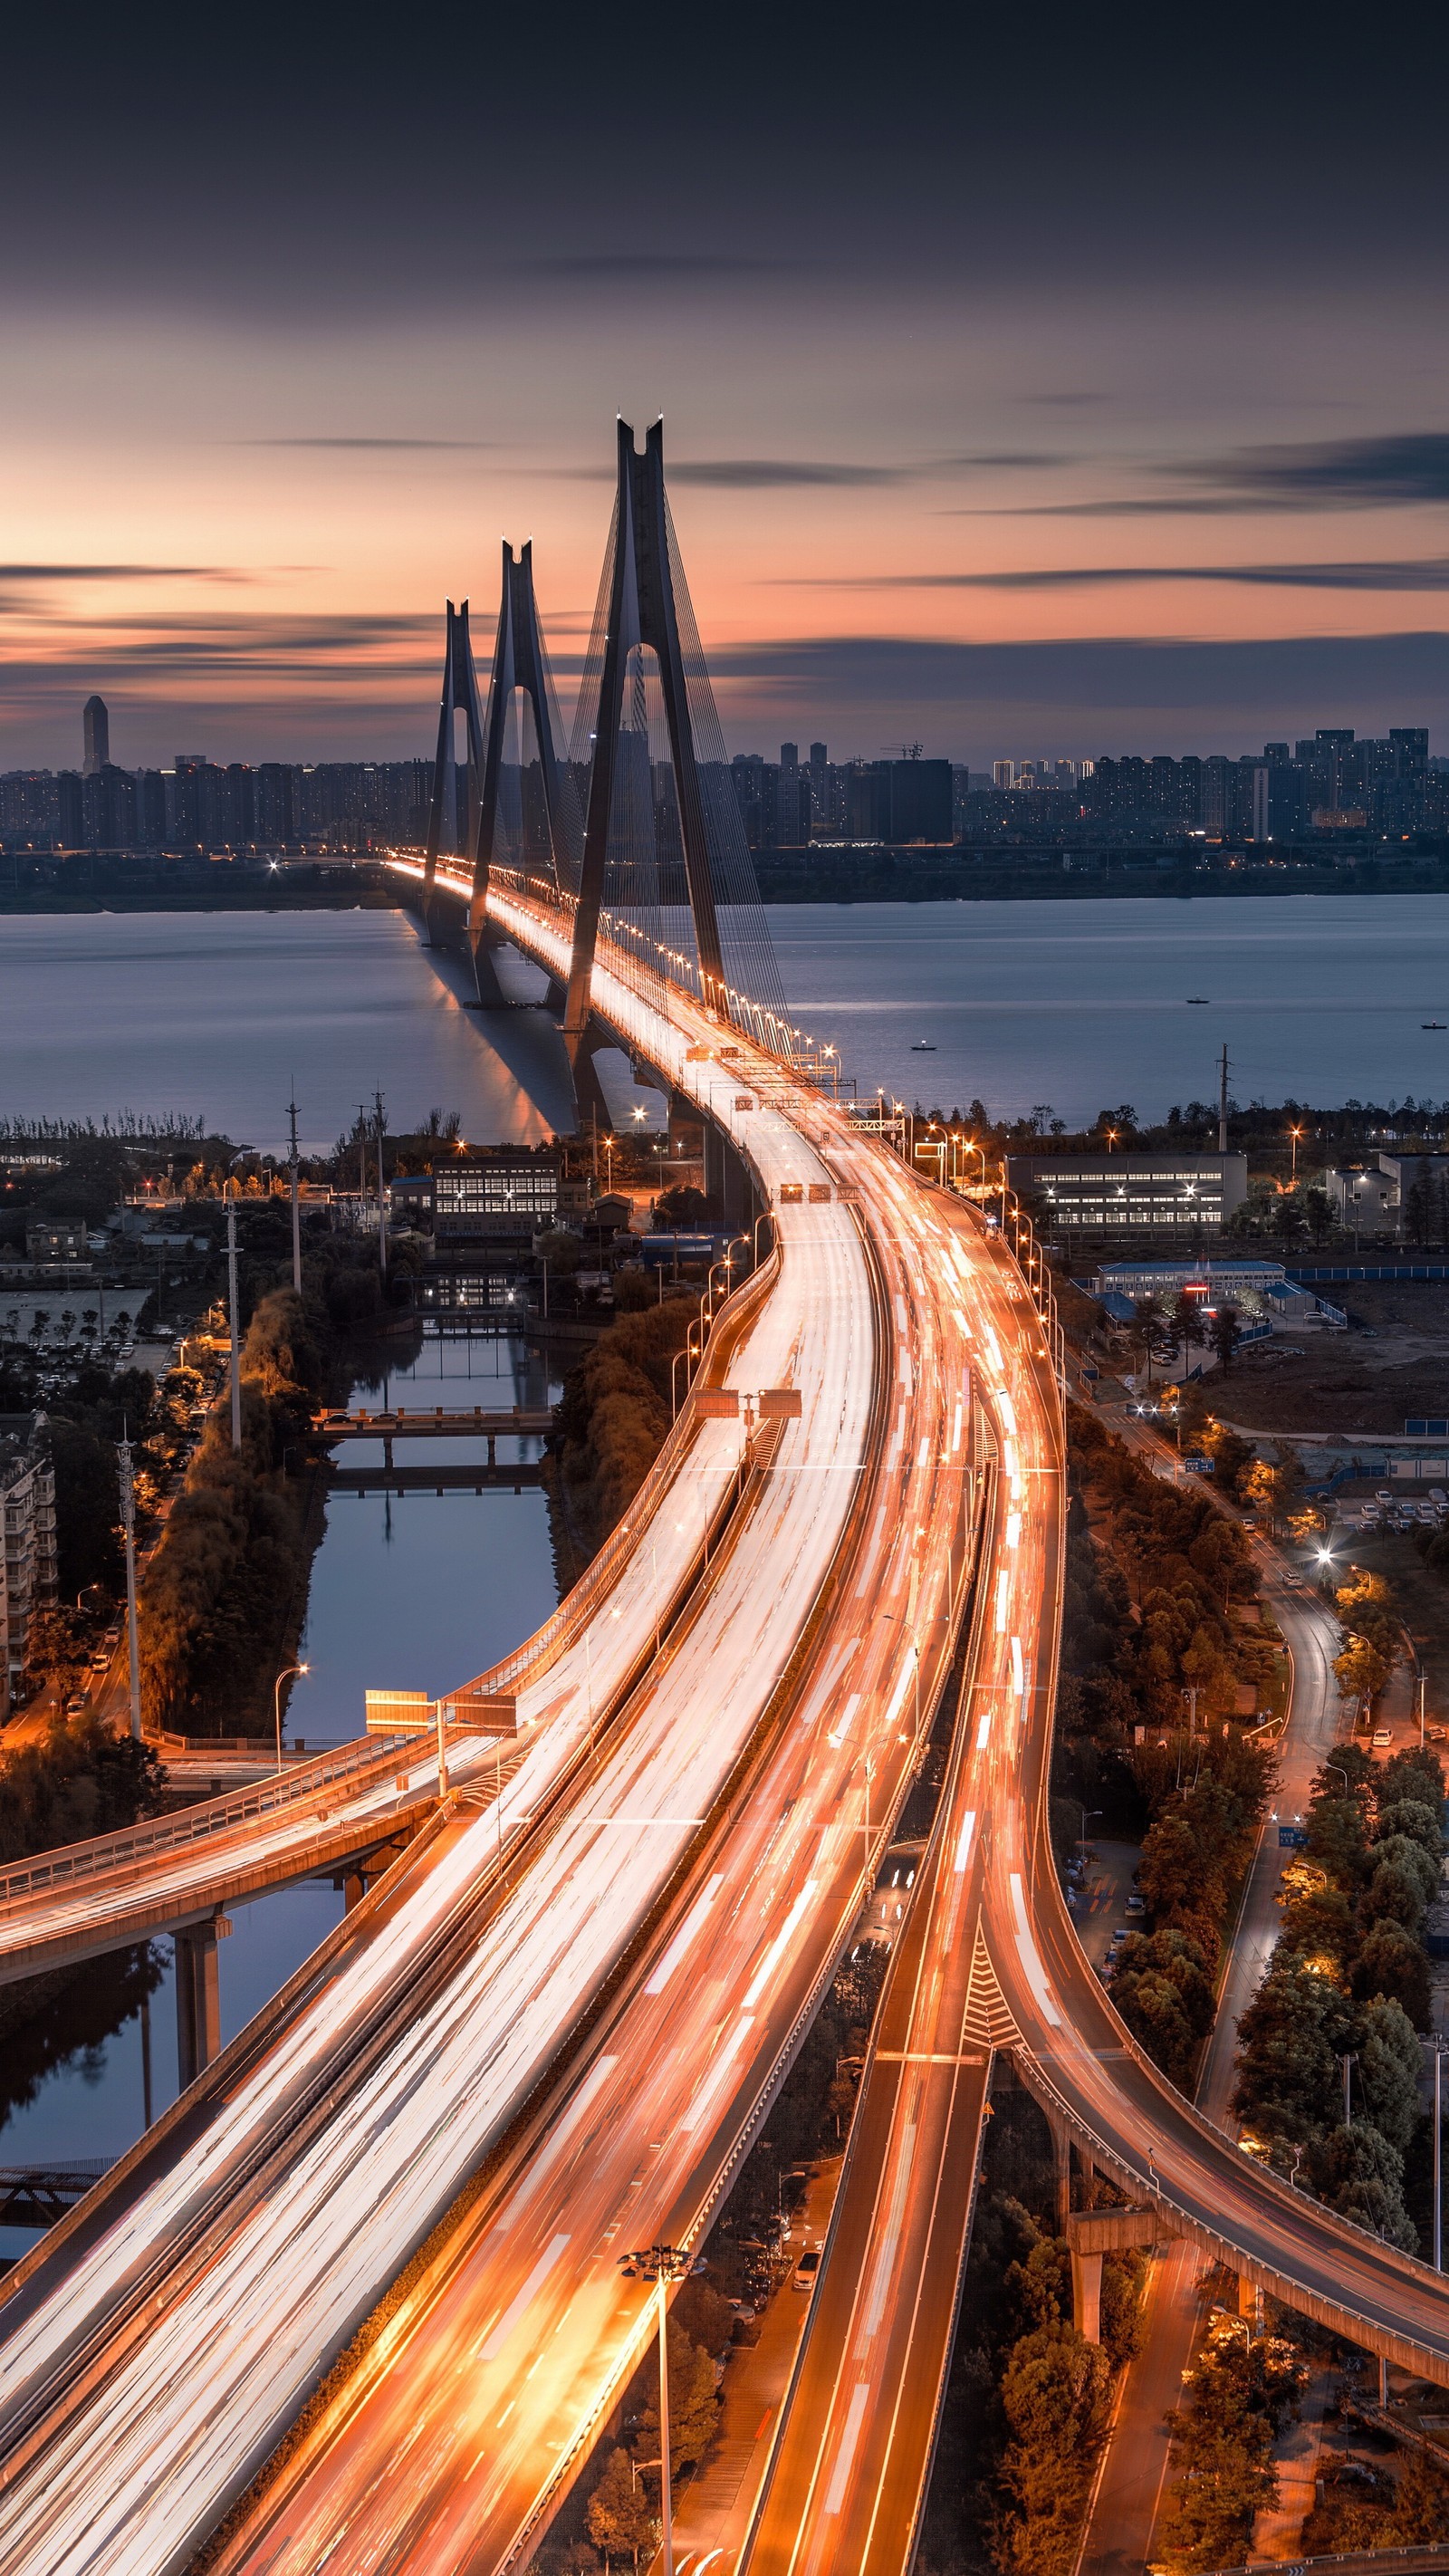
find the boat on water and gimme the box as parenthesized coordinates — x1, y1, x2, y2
(910, 1040, 937, 1052)
(1185, 996, 1210, 1004)
(1425, 1021, 1447, 1030)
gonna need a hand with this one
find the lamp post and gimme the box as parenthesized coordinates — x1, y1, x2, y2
(226, 1200, 242, 1453)
(116, 1428, 142, 1742)
(273, 1661, 309, 1772)
(1433, 2034, 1447, 2271)
(287, 1093, 302, 1295)
(619, 2244, 694, 2576)
(1290, 1123, 1303, 1187)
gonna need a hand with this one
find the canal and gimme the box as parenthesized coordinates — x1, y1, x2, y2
(0, 1320, 565, 2253)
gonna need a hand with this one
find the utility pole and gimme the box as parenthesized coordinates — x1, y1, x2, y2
(619, 2244, 693, 2575)
(374, 1086, 388, 1280)
(287, 1092, 302, 1295)
(1218, 1044, 1229, 1155)
(226, 1200, 242, 1452)
(358, 1104, 369, 1234)
(116, 1427, 142, 1741)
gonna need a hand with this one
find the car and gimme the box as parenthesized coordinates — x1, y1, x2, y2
(89, 1651, 109, 1671)
(64, 1695, 86, 1716)
(1428, 1724, 1447, 1744)
(1126, 1892, 1147, 1914)
(1241, 1515, 1258, 1533)
(792, 2248, 821, 2292)
(1373, 1727, 1393, 1748)
(1109, 1926, 1131, 1946)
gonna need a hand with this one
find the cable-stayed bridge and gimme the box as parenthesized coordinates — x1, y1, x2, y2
(2, 423, 1449, 2576)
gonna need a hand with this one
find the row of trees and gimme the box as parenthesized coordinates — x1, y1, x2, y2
(136, 1287, 320, 1735)
(1230, 1742, 1445, 2250)
(1332, 1564, 1403, 1710)
(552, 1296, 698, 1565)
(1109, 1734, 1276, 2087)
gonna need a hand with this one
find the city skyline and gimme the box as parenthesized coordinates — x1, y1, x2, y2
(5, 4, 1449, 766)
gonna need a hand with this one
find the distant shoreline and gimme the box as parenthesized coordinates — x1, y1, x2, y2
(5, 879, 1449, 915)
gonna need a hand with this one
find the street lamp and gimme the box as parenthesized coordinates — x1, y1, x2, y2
(1289, 1124, 1304, 1187)
(618, 2243, 695, 2575)
(273, 1660, 310, 1772)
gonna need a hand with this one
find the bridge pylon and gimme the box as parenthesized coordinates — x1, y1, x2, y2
(420, 600, 485, 943)
(564, 418, 734, 1053)
(468, 541, 580, 1008)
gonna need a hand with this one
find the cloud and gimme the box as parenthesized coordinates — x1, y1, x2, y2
(782, 559, 1449, 592)
(245, 437, 494, 451)
(933, 452, 1078, 472)
(705, 629, 1449, 720)
(0, 563, 235, 582)
(668, 459, 910, 488)
(1174, 431, 1449, 508)
(990, 432, 1449, 518)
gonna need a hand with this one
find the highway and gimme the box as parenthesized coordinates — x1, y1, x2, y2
(740, 1187, 1062, 2576)
(0, 929, 911, 2576)
(197, 1005, 987, 2574)
(6, 862, 1449, 2576)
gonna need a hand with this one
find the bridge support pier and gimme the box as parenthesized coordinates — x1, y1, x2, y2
(1066, 2207, 1171, 2344)
(1050, 2118, 1072, 2232)
(1070, 2247, 1103, 2344)
(1238, 2273, 1261, 2323)
(175, 1918, 222, 2089)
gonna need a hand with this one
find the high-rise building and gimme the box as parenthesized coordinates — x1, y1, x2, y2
(0, 1415, 57, 1707)
(992, 759, 1013, 789)
(82, 695, 110, 777)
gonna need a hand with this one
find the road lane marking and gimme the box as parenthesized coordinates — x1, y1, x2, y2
(975, 1713, 992, 1749)
(645, 1877, 724, 1995)
(828, 1693, 862, 1748)
(824, 2385, 871, 2515)
(994, 1572, 1009, 1633)
(953, 1811, 977, 1872)
(744, 1883, 819, 2010)
(1011, 1636, 1024, 1703)
(479, 2234, 571, 2361)
(1010, 1870, 1060, 2028)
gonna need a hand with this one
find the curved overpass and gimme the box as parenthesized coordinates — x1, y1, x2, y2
(4, 869, 1449, 2573)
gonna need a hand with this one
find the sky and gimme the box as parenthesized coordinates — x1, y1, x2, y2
(5, 0, 1449, 772)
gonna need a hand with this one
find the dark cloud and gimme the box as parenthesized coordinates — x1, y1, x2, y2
(706, 629, 1449, 724)
(935, 453, 1079, 472)
(245, 438, 494, 452)
(784, 559, 1449, 592)
(1173, 432, 1449, 508)
(669, 460, 910, 489)
(995, 433, 1449, 519)
(0, 564, 234, 582)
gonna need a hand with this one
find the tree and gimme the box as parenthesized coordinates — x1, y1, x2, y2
(1356, 1995, 1423, 2154)
(1209, 1303, 1243, 1373)
(1232, 1952, 1356, 2150)
(1159, 2331, 1302, 2572)
(1350, 1919, 1431, 2028)
(1127, 1295, 1171, 1388)
(996, 2323, 1112, 2576)
(637, 2318, 720, 2474)
(1310, 2121, 1416, 2252)
(585, 2449, 657, 2571)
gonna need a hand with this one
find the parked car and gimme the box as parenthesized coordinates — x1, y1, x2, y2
(1373, 1727, 1393, 1748)
(792, 2248, 821, 2292)
(1126, 1892, 1147, 1915)
(1109, 1926, 1131, 1947)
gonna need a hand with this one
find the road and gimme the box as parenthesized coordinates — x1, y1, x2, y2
(6, 868, 1449, 2576)
(0, 934, 927, 2576)
(1077, 1447, 1346, 2576)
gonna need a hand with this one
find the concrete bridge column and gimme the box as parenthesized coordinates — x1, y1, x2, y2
(1050, 2117, 1072, 2232)
(1070, 2247, 1103, 2343)
(1238, 2273, 1261, 2323)
(1066, 2207, 1170, 2344)
(175, 1918, 222, 2089)
(343, 1867, 368, 1912)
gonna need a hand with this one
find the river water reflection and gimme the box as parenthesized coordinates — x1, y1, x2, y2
(0, 1325, 563, 2228)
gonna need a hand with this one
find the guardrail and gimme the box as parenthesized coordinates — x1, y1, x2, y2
(0, 1732, 415, 1908)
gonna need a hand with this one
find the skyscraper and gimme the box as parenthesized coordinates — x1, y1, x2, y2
(82, 695, 110, 777)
